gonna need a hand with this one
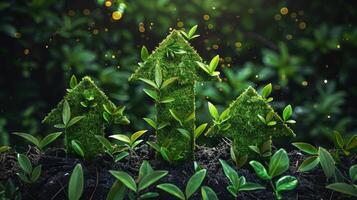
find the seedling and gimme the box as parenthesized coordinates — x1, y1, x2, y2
(249, 149, 298, 199)
(141, 46, 149, 62)
(196, 55, 220, 76)
(80, 90, 97, 108)
(159, 146, 184, 164)
(220, 159, 265, 197)
(282, 105, 296, 124)
(95, 135, 129, 162)
(157, 169, 207, 200)
(0, 179, 21, 200)
(292, 142, 336, 178)
(68, 163, 84, 200)
(143, 117, 169, 131)
(109, 130, 147, 150)
(103, 104, 130, 124)
(332, 131, 357, 156)
(180, 25, 200, 40)
(12, 132, 62, 151)
(66, 75, 78, 92)
(261, 83, 273, 103)
(108, 161, 168, 199)
(130, 30, 220, 161)
(258, 111, 277, 126)
(205, 102, 231, 136)
(249, 139, 272, 158)
(16, 154, 41, 184)
(326, 164, 357, 197)
(230, 146, 248, 169)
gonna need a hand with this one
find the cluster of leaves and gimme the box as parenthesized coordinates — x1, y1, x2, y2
(205, 102, 231, 135)
(16, 154, 42, 184)
(196, 55, 220, 77)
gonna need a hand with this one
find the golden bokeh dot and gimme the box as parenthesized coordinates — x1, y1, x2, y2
(286, 34, 293, 40)
(24, 49, 30, 55)
(299, 22, 306, 29)
(235, 42, 242, 48)
(92, 29, 99, 35)
(139, 26, 145, 32)
(203, 14, 210, 21)
(298, 10, 304, 16)
(112, 11, 122, 20)
(280, 7, 289, 15)
(225, 57, 232, 62)
(212, 44, 219, 50)
(111, 55, 116, 59)
(208, 24, 214, 29)
(177, 21, 184, 28)
(83, 9, 90, 15)
(290, 12, 297, 18)
(274, 14, 282, 21)
(104, 28, 109, 32)
(302, 81, 308, 86)
(105, 1, 112, 7)
(14, 32, 22, 38)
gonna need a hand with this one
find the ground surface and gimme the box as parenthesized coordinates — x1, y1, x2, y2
(1, 142, 355, 200)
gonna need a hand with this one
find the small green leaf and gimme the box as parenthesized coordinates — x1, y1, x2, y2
(346, 135, 357, 150)
(188, 25, 198, 38)
(71, 140, 85, 157)
(326, 183, 357, 197)
(106, 181, 126, 200)
(283, 105, 293, 121)
(110, 134, 131, 144)
(207, 102, 219, 120)
(62, 100, 71, 125)
(257, 114, 266, 124)
(139, 161, 154, 180)
(160, 97, 175, 104)
(194, 123, 208, 139)
(68, 164, 84, 200)
(185, 169, 207, 198)
(31, 165, 42, 182)
(157, 183, 185, 200)
(261, 83, 272, 99)
(267, 121, 277, 126)
(160, 147, 171, 162)
(161, 77, 178, 89)
(13, 132, 40, 148)
(209, 55, 219, 72)
(239, 183, 266, 191)
(298, 156, 320, 172)
(140, 192, 159, 199)
(177, 128, 191, 140)
(147, 141, 160, 152)
(96, 135, 114, 152)
(130, 130, 147, 144)
(349, 164, 357, 181)
(141, 46, 149, 61)
(275, 176, 298, 192)
(154, 65, 163, 87)
(115, 152, 129, 162)
(201, 186, 218, 200)
(17, 154, 32, 174)
(139, 78, 158, 89)
(318, 147, 335, 178)
(268, 149, 289, 177)
(169, 109, 183, 126)
(292, 142, 318, 155)
(69, 75, 78, 89)
(143, 89, 159, 101)
(67, 116, 85, 128)
(138, 170, 168, 191)
(249, 161, 271, 180)
(333, 131, 344, 149)
(143, 118, 157, 129)
(219, 159, 239, 186)
(39, 132, 62, 149)
(0, 146, 11, 153)
(109, 171, 137, 192)
(196, 61, 210, 74)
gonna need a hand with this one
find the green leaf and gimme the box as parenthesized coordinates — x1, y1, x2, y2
(267, 121, 277, 126)
(268, 149, 289, 177)
(219, 159, 239, 187)
(67, 116, 85, 128)
(196, 61, 210, 74)
(292, 142, 318, 155)
(169, 109, 183, 126)
(326, 183, 357, 197)
(139, 161, 154, 180)
(106, 181, 126, 200)
(110, 134, 131, 144)
(39, 132, 62, 149)
(188, 25, 198, 38)
(68, 164, 84, 200)
(160, 97, 175, 103)
(154, 65, 163, 87)
(71, 140, 85, 157)
(177, 128, 191, 140)
(239, 183, 266, 191)
(209, 55, 219, 72)
(219, 108, 231, 121)
(69, 75, 78, 89)
(13, 132, 40, 147)
(257, 114, 266, 124)
(161, 77, 178, 89)
(157, 183, 185, 200)
(138, 170, 168, 191)
(96, 135, 114, 152)
(109, 171, 137, 192)
(194, 123, 208, 139)
(17, 172, 30, 183)
(143, 89, 159, 101)
(160, 147, 170, 162)
(261, 83, 272, 99)
(201, 186, 218, 200)
(207, 102, 219, 120)
(349, 164, 357, 181)
(249, 161, 271, 180)
(115, 151, 129, 162)
(0, 146, 11, 153)
(17, 154, 32, 174)
(333, 131, 344, 149)
(54, 124, 66, 129)
(143, 118, 157, 129)
(141, 46, 149, 61)
(31, 165, 42, 182)
(185, 169, 207, 198)
(147, 141, 160, 152)
(227, 185, 237, 197)
(140, 192, 159, 199)
(130, 130, 147, 144)
(62, 100, 71, 125)
(298, 156, 320, 172)
(318, 147, 335, 178)
(275, 176, 298, 192)
(346, 135, 357, 150)
(283, 105, 293, 121)
(139, 78, 158, 89)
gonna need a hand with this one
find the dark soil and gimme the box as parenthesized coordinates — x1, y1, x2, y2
(1, 143, 355, 200)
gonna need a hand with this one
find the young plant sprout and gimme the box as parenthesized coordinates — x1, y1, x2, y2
(196, 55, 220, 76)
(230, 146, 248, 169)
(68, 163, 84, 200)
(95, 135, 129, 162)
(165, 43, 187, 58)
(220, 159, 265, 197)
(80, 90, 97, 108)
(282, 105, 296, 124)
(205, 102, 231, 135)
(108, 161, 168, 199)
(102, 104, 129, 124)
(180, 25, 200, 40)
(326, 164, 357, 197)
(258, 111, 277, 126)
(141, 45, 149, 62)
(143, 117, 169, 131)
(292, 142, 336, 178)
(157, 169, 207, 200)
(261, 83, 273, 103)
(12, 131, 62, 151)
(66, 75, 78, 92)
(249, 149, 298, 199)
(249, 139, 273, 158)
(332, 131, 357, 156)
(201, 186, 219, 200)
(16, 154, 42, 184)
(109, 130, 147, 150)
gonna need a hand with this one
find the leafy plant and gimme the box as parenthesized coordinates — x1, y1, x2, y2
(326, 164, 357, 197)
(196, 55, 220, 76)
(71, 140, 85, 158)
(108, 161, 168, 199)
(109, 130, 147, 150)
(165, 43, 186, 58)
(12, 131, 62, 151)
(230, 146, 248, 169)
(16, 154, 41, 184)
(261, 83, 273, 103)
(159, 146, 184, 164)
(292, 142, 336, 178)
(66, 75, 78, 92)
(140, 65, 178, 104)
(332, 131, 357, 156)
(257, 111, 277, 126)
(282, 105, 296, 124)
(68, 163, 84, 200)
(205, 102, 231, 135)
(180, 25, 200, 40)
(95, 135, 129, 162)
(157, 169, 207, 200)
(220, 159, 265, 197)
(249, 139, 272, 158)
(103, 104, 130, 125)
(80, 90, 97, 108)
(249, 149, 298, 199)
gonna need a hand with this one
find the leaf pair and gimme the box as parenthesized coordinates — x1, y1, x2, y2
(196, 55, 220, 76)
(326, 164, 357, 197)
(220, 159, 265, 197)
(95, 135, 129, 162)
(249, 139, 272, 158)
(157, 169, 207, 200)
(282, 105, 296, 124)
(103, 104, 129, 124)
(169, 109, 194, 127)
(158, 146, 183, 164)
(333, 131, 357, 156)
(16, 154, 41, 184)
(13, 132, 62, 150)
(54, 100, 85, 129)
(181, 25, 200, 40)
(143, 117, 169, 131)
(66, 75, 78, 92)
(257, 111, 277, 126)
(165, 43, 186, 58)
(110, 130, 147, 149)
(261, 83, 273, 103)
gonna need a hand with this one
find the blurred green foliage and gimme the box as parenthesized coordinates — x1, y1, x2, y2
(0, 0, 356, 148)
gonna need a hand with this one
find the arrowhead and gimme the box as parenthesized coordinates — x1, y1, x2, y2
(129, 30, 220, 84)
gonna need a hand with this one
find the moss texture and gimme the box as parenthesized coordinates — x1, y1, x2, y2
(130, 30, 220, 161)
(42, 76, 128, 158)
(210, 86, 295, 156)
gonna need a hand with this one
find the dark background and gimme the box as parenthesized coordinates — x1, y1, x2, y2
(1, 0, 356, 148)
